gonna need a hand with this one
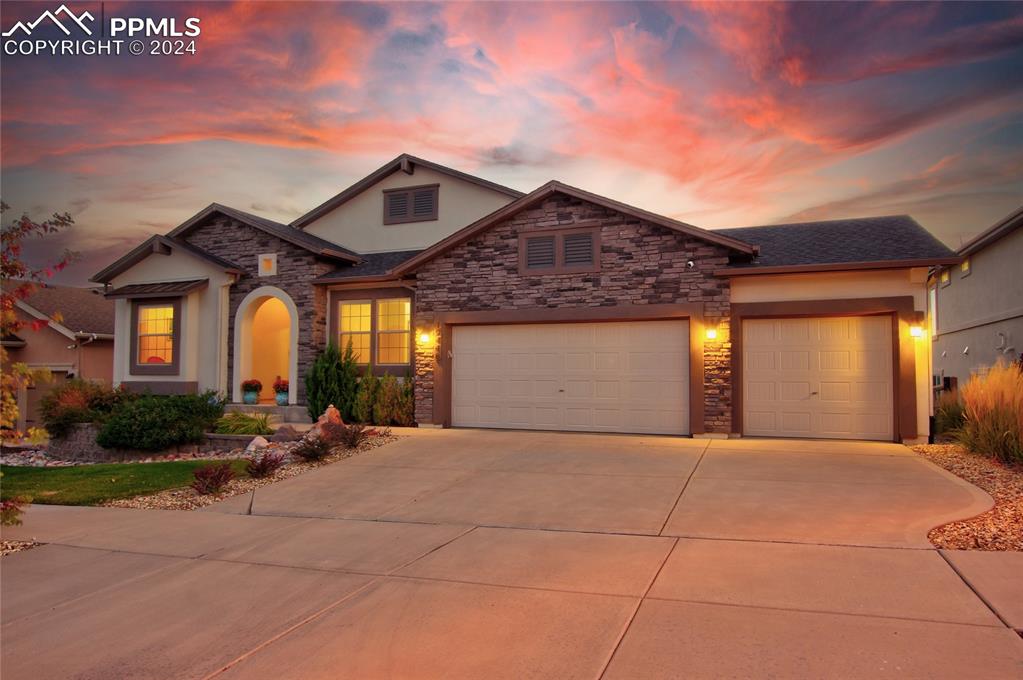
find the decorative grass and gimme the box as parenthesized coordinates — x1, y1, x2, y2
(956, 361, 1023, 464)
(214, 411, 274, 435)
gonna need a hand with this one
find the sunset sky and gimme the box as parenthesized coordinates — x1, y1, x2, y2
(2, 1, 1021, 285)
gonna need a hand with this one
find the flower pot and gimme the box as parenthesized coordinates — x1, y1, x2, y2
(242, 390, 259, 405)
(275, 391, 288, 406)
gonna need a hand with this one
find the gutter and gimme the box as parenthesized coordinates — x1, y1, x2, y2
(714, 257, 961, 277)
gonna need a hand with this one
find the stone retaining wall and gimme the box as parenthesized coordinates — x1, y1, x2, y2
(46, 424, 255, 462)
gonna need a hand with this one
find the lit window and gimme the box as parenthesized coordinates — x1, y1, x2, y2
(960, 257, 971, 276)
(137, 305, 174, 364)
(376, 298, 411, 364)
(339, 302, 371, 362)
(940, 269, 950, 287)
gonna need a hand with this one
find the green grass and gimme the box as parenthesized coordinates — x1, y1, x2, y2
(0, 460, 249, 506)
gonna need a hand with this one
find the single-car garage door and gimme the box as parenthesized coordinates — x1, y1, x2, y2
(743, 316, 894, 441)
(452, 321, 689, 435)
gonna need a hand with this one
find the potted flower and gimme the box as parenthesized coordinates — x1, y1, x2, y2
(273, 375, 289, 406)
(241, 379, 262, 404)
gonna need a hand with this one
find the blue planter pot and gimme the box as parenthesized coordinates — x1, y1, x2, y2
(242, 390, 259, 405)
(275, 392, 288, 406)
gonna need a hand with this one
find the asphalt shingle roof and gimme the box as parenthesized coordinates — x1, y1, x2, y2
(318, 250, 424, 281)
(105, 279, 208, 298)
(19, 282, 115, 335)
(212, 204, 362, 261)
(716, 215, 956, 268)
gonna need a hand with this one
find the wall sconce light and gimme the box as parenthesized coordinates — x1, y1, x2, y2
(705, 328, 718, 340)
(417, 331, 434, 345)
(909, 325, 924, 339)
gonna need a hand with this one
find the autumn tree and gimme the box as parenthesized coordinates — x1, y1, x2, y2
(1, 201, 76, 437)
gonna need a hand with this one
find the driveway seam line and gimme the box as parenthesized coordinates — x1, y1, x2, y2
(936, 550, 1015, 630)
(597, 537, 680, 680)
(657, 440, 711, 536)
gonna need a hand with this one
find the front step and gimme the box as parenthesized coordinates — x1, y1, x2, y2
(224, 403, 312, 423)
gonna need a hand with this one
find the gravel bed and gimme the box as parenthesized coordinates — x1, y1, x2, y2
(102, 434, 401, 511)
(912, 444, 1023, 551)
(1, 448, 249, 468)
(1, 540, 41, 557)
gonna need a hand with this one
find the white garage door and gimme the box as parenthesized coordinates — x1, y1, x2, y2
(452, 321, 689, 435)
(743, 316, 894, 441)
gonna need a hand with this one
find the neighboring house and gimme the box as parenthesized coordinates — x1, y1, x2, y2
(928, 206, 1022, 389)
(3, 282, 115, 431)
(92, 154, 958, 443)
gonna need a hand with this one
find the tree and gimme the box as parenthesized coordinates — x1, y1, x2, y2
(1, 201, 76, 438)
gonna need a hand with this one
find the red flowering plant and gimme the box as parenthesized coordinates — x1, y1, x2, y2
(273, 375, 289, 394)
(241, 379, 263, 393)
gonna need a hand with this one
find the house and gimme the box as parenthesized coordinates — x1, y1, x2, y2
(3, 282, 115, 431)
(928, 206, 1022, 389)
(92, 154, 959, 443)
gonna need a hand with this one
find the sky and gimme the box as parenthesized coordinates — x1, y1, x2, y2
(2, 1, 1022, 286)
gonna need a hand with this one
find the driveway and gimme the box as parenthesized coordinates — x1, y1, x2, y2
(3, 431, 1021, 679)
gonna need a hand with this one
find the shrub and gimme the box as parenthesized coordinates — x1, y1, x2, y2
(337, 422, 369, 449)
(39, 379, 134, 437)
(96, 393, 224, 451)
(191, 462, 235, 494)
(397, 372, 415, 427)
(956, 361, 1023, 464)
(292, 436, 332, 461)
(934, 391, 965, 435)
(215, 411, 273, 435)
(1, 497, 27, 526)
(305, 342, 360, 422)
(372, 374, 413, 426)
(245, 450, 285, 478)
(353, 366, 378, 424)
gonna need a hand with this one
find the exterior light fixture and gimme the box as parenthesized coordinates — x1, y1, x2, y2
(705, 328, 718, 340)
(909, 325, 924, 338)
(418, 331, 433, 345)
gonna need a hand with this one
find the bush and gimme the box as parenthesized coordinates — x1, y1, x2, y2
(338, 422, 369, 449)
(191, 462, 235, 494)
(305, 342, 359, 422)
(245, 450, 285, 478)
(215, 411, 273, 435)
(956, 361, 1023, 464)
(39, 379, 134, 437)
(292, 436, 332, 461)
(353, 366, 378, 424)
(372, 374, 414, 426)
(934, 391, 965, 435)
(1, 497, 27, 526)
(96, 393, 224, 451)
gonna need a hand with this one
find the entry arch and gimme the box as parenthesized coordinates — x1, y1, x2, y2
(233, 286, 299, 405)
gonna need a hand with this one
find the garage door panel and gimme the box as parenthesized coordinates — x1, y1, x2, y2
(453, 320, 689, 435)
(744, 316, 893, 441)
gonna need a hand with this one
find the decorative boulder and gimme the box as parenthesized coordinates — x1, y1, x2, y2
(269, 425, 301, 443)
(245, 436, 269, 453)
(305, 404, 344, 441)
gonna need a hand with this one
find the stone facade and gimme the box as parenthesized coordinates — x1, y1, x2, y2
(182, 216, 334, 404)
(411, 192, 734, 433)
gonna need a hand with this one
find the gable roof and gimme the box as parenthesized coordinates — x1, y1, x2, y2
(317, 250, 424, 283)
(168, 203, 361, 262)
(91, 234, 244, 284)
(15, 282, 114, 337)
(291, 154, 526, 229)
(713, 215, 959, 276)
(393, 180, 757, 276)
(957, 205, 1023, 258)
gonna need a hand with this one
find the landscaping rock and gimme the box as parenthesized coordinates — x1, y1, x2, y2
(245, 436, 269, 453)
(269, 425, 301, 443)
(305, 404, 343, 441)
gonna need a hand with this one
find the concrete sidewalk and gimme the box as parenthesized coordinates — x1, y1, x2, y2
(3, 432, 1021, 679)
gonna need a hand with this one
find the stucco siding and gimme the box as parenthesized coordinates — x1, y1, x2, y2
(303, 166, 515, 253)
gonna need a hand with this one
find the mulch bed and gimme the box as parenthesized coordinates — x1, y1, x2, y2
(1, 540, 41, 557)
(101, 434, 400, 511)
(912, 444, 1023, 551)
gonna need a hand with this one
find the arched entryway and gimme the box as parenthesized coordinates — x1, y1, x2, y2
(233, 286, 298, 404)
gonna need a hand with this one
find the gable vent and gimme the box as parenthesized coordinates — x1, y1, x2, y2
(386, 192, 408, 218)
(525, 236, 556, 269)
(413, 188, 435, 217)
(563, 232, 594, 266)
(384, 185, 439, 224)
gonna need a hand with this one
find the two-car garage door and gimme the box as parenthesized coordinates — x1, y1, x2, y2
(452, 321, 689, 435)
(742, 316, 894, 441)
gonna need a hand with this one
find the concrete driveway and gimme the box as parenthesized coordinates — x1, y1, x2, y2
(3, 431, 1021, 679)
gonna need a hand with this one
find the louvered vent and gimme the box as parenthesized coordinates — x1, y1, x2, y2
(563, 232, 594, 266)
(383, 186, 438, 224)
(387, 192, 408, 218)
(413, 189, 435, 217)
(525, 236, 556, 269)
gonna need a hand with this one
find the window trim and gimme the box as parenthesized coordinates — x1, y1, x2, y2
(383, 184, 439, 225)
(129, 297, 182, 376)
(330, 289, 414, 373)
(517, 226, 601, 275)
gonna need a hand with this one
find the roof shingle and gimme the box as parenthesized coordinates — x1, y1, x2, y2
(317, 250, 424, 281)
(18, 283, 115, 335)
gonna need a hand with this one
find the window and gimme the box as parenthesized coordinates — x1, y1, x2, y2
(940, 269, 951, 287)
(339, 301, 372, 363)
(928, 286, 937, 336)
(258, 253, 277, 277)
(376, 298, 411, 364)
(337, 297, 411, 365)
(130, 298, 181, 375)
(383, 185, 439, 224)
(960, 257, 971, 277)
(519, 228, 600, 274)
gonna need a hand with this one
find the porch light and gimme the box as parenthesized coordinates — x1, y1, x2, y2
(417, 331, 434, 346)
(909, 325, 924, 339)
(705, 328, 718, 340)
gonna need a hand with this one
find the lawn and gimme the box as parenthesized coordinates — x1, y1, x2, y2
(0, 460, 249, 506)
